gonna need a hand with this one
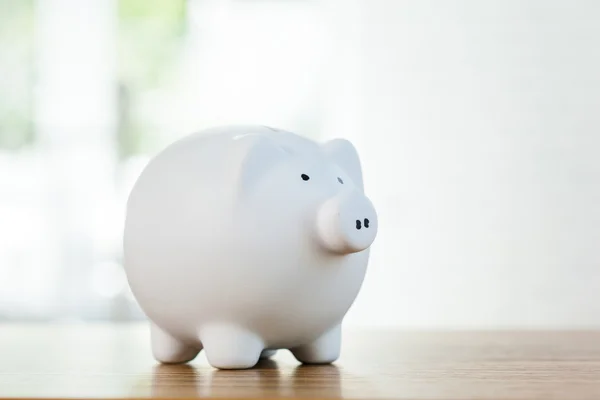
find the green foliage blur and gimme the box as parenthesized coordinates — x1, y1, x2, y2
(0, 0, 186, 156)
(117, 0, 186, 158)
(0, 0, 34, 150)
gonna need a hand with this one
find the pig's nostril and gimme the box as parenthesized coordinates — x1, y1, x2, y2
(364, 218, 370, 228)
(355, 220, 362, 230)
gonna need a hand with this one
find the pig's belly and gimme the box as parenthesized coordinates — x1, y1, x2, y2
(247, 296, 352, 349)
(139, 250, 368, 349)
(146, 272, 361, 350)
(150, 288, 355, 349)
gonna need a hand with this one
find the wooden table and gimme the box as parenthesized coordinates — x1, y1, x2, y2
(1, 324, 599, 399)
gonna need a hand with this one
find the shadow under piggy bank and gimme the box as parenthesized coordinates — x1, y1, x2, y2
(150, 359, 342, 398)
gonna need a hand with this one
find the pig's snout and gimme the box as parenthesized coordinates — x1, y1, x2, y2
(316, 190, 378, 254)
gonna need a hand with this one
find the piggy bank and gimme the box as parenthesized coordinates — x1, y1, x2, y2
(123, 125, 378, 369)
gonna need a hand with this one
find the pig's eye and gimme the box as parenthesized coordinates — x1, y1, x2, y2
(301, 174, 310, 181)
(337, 177, 344, 184)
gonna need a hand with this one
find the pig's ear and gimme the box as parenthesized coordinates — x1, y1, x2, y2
(232, 134, 289, 194)
(322, 138, 364, 191)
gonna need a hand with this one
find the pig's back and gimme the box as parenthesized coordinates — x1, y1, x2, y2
(126, 125, 316, 220)
(123, 125, 319, 330)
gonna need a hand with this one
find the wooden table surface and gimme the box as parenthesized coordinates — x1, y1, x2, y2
(1, 324, 599, 399)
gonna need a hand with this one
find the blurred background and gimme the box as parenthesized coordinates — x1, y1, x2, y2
(0, 0, 599, 328)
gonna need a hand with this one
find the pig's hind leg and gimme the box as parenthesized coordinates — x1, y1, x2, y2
(151, 322, 201, 364)
(291, 324, 341, 364)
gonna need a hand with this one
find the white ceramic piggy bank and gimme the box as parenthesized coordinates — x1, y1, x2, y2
(123, 125, 378, 369)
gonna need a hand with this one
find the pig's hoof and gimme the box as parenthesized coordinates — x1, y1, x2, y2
(260, 349, 277, 359)
(291, 324, 341, 364)
(151, 323, 200, 364)
(201, 324, 263, 369)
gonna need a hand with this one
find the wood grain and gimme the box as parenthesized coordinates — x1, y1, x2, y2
(0, 324, 599, 399)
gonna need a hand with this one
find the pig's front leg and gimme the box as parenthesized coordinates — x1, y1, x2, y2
(291, 324, 341, 364)
(151, 323, 200, 364)
(200, 324, 264, 369)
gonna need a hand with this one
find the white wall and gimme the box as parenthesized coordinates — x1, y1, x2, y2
(345, 0, 600, 328)
(3, 0, 598, 326)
